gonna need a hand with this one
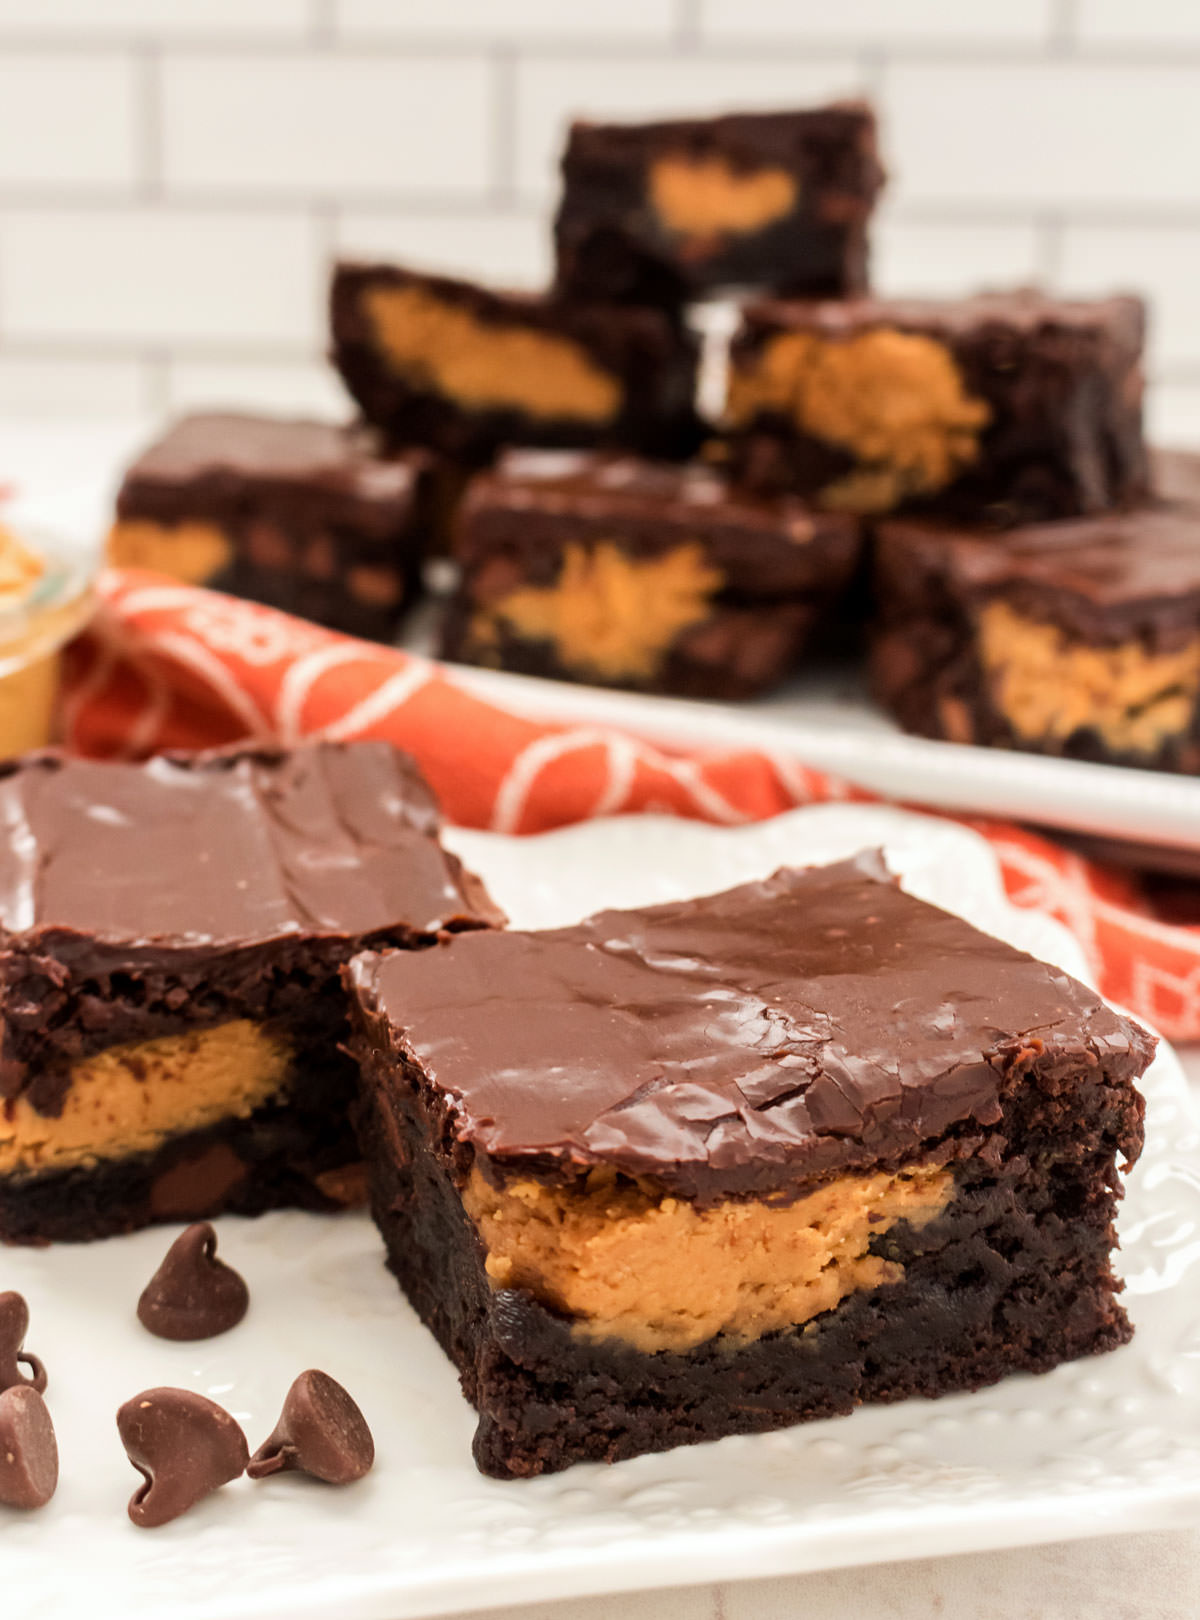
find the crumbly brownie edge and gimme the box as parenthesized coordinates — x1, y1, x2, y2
(869, 588, 1200, 774)
(329, 265, 704, 464)
(351, 1023, 1144, 1478)
(439, 591, 822, 700)
(724, 303, 1148, 520)
(0, 1081, 362, 1245)
(0, 927, 445, 1112)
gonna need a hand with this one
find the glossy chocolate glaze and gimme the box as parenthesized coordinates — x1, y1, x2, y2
(876, 506, 1200, 644)
(736, 288, 1146, 346)
(349, 853, 1153, 1203)
(456, 449, 861, 598)
(0, 742, 501, 972)
(561, 103, 882, 194)
(120, 412, 422, 508)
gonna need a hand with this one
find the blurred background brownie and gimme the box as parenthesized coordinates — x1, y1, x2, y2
(440, 449, 861, 699)
(723, 290, 1148, 521)
(347, 854, 1150, 1478)
(871, 505, 1200, 772)
(108, 413, 434, 644)
(0, 741, 500, 1244)
(554, 103, 884, 308)
(330, 262, 703, 464)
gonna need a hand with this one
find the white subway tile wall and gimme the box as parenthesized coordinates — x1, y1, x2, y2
(0, 0, 1198, 436)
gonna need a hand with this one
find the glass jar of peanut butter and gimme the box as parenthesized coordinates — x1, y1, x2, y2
(0, 521, 97, 757)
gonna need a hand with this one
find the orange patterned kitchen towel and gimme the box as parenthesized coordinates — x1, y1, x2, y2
(63, 569, 1200, 1043)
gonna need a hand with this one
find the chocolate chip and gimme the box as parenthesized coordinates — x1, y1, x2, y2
(136, 1222, 249, 1341)
(117, 1388, 249, 1528)
(0, 1385, 58, 1510)
(247, 1370, 374, 1486)
(0, 1291, 48, 1395)
(148, 1145, 248, 1219)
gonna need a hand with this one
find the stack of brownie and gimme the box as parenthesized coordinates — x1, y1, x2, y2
(373, 103, 890, 699)
(105, 95, 1200, 772)
(107, 102, 889, 698)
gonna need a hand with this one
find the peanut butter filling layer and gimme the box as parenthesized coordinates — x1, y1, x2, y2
(726, 330, 990, 512)
(649, 155, 797, 237)
(0, 650, 62, 756)
(107, 519, 233, 585)
(362, 285, 622, 425)
(464, 1161, 953, 1353)
(978, 601, 1200, 756)
(470, 540, 723, 682)
(0, 1020, 292, 1177)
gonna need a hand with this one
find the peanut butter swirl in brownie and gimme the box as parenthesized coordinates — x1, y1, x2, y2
(872, 505, 1200, 772)
(442, 449, 861, 699)
(109, 412, 435, 644)
(347, 853, 1151, 1477)
(0, 741, 500, 1243)
(725, 290, 1147, 521)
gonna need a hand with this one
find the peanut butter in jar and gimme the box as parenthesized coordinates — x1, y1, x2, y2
(0, 521, 97, 756)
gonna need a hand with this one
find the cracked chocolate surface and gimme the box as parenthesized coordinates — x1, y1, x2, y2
(0, 742, 499, 969)
(348, 852, 1151, 1204)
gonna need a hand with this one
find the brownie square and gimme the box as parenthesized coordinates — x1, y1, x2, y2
(108, 413, 435, 644)
(330, 262, 703, 464)
(346, 853, 1151, 1478)
(724, 290, 1148, 521)
(554, 102, 884, 308)
(0, 742, 500, 1244)
(440, 449, 861, 699)
(871, 506, 1200, 772)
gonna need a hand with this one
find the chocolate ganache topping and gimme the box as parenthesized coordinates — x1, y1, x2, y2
(0, 742, 501, 975)
(350, 852, 1152, 1203)
(457, 449, 860, 599)
(123, 412, 422, 508)
(880, 507, 1200, 611)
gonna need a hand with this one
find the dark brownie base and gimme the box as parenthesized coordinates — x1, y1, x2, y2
(205, 548, 419, 645)
(555, 216, 869, 309)
(870, 613, 1200, 774)
(439, 595, 821, 700)
(356, 1046, 1140, 1479)
(729, 421, 1144, 524)
(0, 1035, 363, 1246)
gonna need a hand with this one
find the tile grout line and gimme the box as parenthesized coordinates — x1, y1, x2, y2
(1037, 210, 1065, 284)
(142, 347, 170, 418)
(309, 0, 337, 46)
(138, 41, 163, 202)
(312, 199, 338, 346)
(490, 44, 517, 207)
(1052, 0, 1080, 54)
(676, 0, 701, 52)
(0, 30, 1200, 63)
(859, 44, 887, 102)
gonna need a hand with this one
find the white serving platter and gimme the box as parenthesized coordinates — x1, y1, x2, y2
(4, 803, 1199, 1620)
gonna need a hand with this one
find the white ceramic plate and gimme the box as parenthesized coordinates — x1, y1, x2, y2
(6, 417, 1200, 861)
(438, 659, 1200, 860)
(4, 804, 1200, 1620)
